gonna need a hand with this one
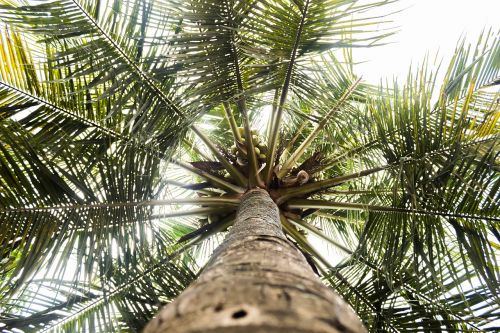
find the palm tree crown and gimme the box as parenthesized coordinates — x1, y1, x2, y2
(0, 0, 499, 331)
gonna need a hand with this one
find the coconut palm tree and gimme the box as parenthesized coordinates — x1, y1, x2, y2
(0, 0, 499, 332)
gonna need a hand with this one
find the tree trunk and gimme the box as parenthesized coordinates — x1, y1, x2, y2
(144, 189, 366, 333)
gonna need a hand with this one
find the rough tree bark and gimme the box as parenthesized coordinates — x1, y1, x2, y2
(144, 189, 366, 333)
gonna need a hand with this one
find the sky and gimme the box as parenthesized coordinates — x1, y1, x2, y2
(353, 0, 500, 84)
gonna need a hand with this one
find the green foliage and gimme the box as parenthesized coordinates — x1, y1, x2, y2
(0, 0, 499, 332)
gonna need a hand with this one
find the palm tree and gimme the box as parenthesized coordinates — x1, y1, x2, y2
(0, 0, 499, 331)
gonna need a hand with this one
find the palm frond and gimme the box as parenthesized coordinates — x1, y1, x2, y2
(1, 1, 499, 332)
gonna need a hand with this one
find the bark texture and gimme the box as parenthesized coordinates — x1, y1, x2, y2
(144, 189, 366, 333)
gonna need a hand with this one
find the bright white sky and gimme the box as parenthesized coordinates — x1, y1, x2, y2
(354, 0, 500, 84)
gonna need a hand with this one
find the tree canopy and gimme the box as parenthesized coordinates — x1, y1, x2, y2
(0, 0, 499, 332)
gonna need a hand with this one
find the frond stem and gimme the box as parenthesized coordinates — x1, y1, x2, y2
(223, 0, 262, 187)
(0, 81, 124, 140)
(223, 101, 242, 143)
(287, 216, 353, 254)
(276, 165, 387, 204)
(151, 207, 234, 219)
(287, 199, 500, 222)
(278, 78, 361, 178)
(190, 126, 247, 187)
(171, 159, 245, 193)
(265, 0, 311, 185)
(0, 197, 240, 213)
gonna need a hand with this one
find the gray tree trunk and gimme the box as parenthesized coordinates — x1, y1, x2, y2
(144, 189, 366, 333)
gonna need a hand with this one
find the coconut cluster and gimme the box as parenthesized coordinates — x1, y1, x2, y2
(231, 127, 267, 164)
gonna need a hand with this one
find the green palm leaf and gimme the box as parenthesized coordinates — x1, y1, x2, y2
(1, 1, 499, 332)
